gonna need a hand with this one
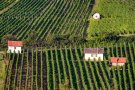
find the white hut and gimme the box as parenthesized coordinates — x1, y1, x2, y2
(7, 41, 23, 53)
(93, 13, 100, 19)
(84, 48, 104, 61)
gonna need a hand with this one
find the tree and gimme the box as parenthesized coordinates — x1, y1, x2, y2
(59, 80, 70, 90)
(0, 34, 17, 48)
(24, 31, 38, 47)
(42, 34, 55, 47)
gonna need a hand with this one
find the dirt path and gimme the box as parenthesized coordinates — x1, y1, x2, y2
(118, 34, 135, 37)
(0, 80, 4, 90)
(0, 80, 4, 84)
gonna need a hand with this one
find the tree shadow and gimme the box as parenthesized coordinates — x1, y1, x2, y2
(83, 0, 95, 39)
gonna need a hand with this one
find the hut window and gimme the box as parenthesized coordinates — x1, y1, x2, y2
(91, 54, 97, 57)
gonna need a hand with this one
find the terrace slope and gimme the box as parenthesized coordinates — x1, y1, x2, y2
(0, 0, 92, 41)
(87, 0, 135, 41)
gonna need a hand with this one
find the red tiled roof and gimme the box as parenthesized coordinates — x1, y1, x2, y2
(111, 57, 126, 64)
(118, 57, 126, 63)
(84, 48, 104, 54)
(8, 41, 23, 47)
(111, 57, 118, 63)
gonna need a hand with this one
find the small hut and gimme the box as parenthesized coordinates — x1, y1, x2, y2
(110, 57, 126, 66)
(84, 48, 104, 61)
(93, 13, 100, 19)
(7, 41, 23, 53)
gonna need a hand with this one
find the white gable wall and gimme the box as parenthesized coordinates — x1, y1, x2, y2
(112, 63, 125, 66)
(7, 46, 22, 53)
(7, 46, 14, 53)
(112, 63, 117, 66)
(85, 53, 103, 61)
(117, 63, 125, 66)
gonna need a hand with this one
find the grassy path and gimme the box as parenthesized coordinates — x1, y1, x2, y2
(0, 61, 6, 90)
(118, 34, 135, 37)
(0, 0, 20, 15)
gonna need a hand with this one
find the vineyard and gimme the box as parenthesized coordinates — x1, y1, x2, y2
(0, 0, 135, 44)
(0, 0, 92, 41)
(4, 43, 135, 90)
(0, 0, 135, 89)
(0, 0, 15, 10)
(87, 0, 135, 40)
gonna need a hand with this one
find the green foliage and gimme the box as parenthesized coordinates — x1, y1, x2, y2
(59, 80, 70, 90)
(0, 61, 5, 90)
(0, 61, 6, 79)
(0, 0, 15, 10)
(3, 43, 135, 90)
(0, 0, 91, 46)
(87, 0, 135, 43)
(0, 34, 17, 48)
(24, 31, 38, 47)
(0, 54, 3, 60)
(23, 31, 88, 47)
(13, 53, 19, 90)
